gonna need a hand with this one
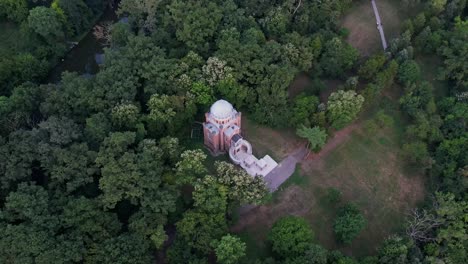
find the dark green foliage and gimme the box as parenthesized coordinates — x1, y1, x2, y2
(268, 216, 314, 258)
(52, 0, 93, 36)
(168, 0, 222, 53)
(398, 60, 421, 85)
(439, 17, 467, 92)
(333, 203, 366, 244)
(28, 7, 65, 44)
(319, 37, 359, 78)
(325, 187, 342, 204)
(0, 0, 28, 23)
(378, 236, 410, 264)
(0, 1, 466, 263)
(85, 233, 153, 264)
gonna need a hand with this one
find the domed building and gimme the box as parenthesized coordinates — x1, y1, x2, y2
(203, 100, 242, 153)
(203, 100, 278, 177)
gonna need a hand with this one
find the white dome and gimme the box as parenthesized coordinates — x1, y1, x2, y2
(210, 99, 234, 119)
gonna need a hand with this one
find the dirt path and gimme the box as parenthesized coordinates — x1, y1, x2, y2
(264, 147, 307, 192)
(372, 0, 388, 50)
(308, 124, 359, 160)
(235, 123, 360, 219)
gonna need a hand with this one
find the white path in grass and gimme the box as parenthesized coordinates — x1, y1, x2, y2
(371, 0, 388, 50)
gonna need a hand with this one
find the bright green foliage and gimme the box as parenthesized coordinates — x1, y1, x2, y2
(215, 78, 248, 109)
(296, 125, 327, 153)
(213, 235, 246, 264)
(375, 110, 394, 128)
(150, 225, 167, 249)
(202, 57, 233, 86)
(111, 102, 140, 129)
(174, 149, 208, 185)
(402, 141, 431, 166)
(148, 94, 176, 122)
(268, 216, 314, 258)
(290, 94, 319, 127)
(192, 175, 228, 213)
(430, 0, 447, 14)
(147, 93, 197, 135)
(190, 82, 214, 106)
(327, 90, 364, 129)
(427, 192, 468, 263)
(215, 161, 267, 205)
(398, 60, 421, 85)
(333, 203, 366, 244)
(358, 53, 387, 80)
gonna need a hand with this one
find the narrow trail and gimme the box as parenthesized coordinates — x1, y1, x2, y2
(237, 123, 360, 216)
(371, 0, 388, 50)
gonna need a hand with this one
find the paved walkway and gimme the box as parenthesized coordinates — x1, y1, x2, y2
(371, 0, 388, 50)
(264, 147, 307, 192)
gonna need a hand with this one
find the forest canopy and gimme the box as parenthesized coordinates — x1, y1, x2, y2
(0, 0, 467, 263)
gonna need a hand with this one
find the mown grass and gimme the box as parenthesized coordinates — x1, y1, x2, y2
(235, 97, 426, 257)
(341, 0, 412, 56)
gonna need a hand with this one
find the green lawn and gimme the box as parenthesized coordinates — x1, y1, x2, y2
(341, 0, 414, 56)
(233, 98, 426, 258)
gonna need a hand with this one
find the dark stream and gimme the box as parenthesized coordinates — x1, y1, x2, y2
(46, 6, 118, 83)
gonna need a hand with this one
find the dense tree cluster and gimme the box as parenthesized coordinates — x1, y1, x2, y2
(0, 0, 466, 263)
(0, 0, 109, 95)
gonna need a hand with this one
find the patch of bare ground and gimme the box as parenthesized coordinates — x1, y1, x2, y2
(242, 117, 302, 160)
(231, 185, 315, 233)
(233, 121, 426, 257)
(342, 0, 404, 57)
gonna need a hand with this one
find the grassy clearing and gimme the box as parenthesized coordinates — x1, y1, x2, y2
(341, 0, 408, 56)
(233, 97, 426, 258)
(241, 116, 302, 161)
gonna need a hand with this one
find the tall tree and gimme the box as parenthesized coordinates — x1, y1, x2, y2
(213, 235, 247, 264)
(268, 216, 314, 259)
(296, 125, 327, 157)
(333, 203, 366, 244)
(327, 90, 364, 129)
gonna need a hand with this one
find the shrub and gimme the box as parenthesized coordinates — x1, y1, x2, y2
(333, 203, 366, 244)
(268, 216, 314, 258)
